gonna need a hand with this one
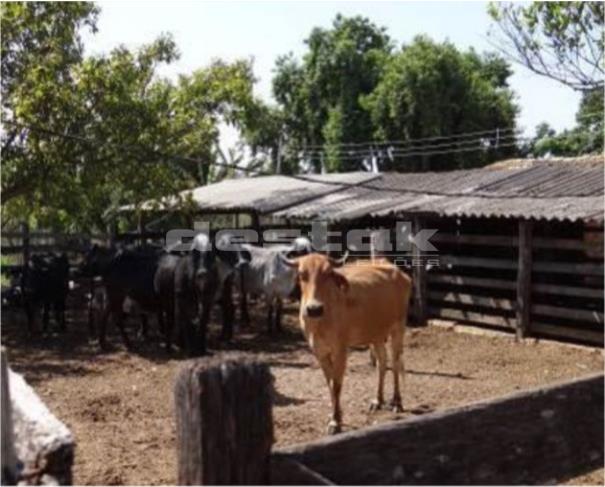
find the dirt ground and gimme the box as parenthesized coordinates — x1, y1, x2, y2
(2, 300, 603, 486)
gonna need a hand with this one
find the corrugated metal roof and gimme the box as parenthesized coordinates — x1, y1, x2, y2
(275, 166, 604, 222)
(123, 166, 604, 223)
(126, 172, 378, 214)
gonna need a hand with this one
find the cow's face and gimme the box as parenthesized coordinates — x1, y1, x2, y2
(285, 253, 348, 320)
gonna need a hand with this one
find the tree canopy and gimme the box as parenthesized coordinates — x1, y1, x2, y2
(525, 88, 604, 157)
(362, 36, 518, 171)
(273, 25, 518, 172)
(1, 2, 259, 231)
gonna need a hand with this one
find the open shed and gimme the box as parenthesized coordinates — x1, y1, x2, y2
(122, 163, 604, 345)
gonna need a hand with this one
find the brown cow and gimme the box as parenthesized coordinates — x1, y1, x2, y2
(281, 253, 412, 434)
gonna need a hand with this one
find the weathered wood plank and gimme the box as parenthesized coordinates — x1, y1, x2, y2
(531, 323, 604, 345)
(532, 304, 604, 324)
(533, 261, 604, 275)
(428, 274, 516, 290)
(429, 307, 516, 328)
(516, 220, 533, 339)
(174, 354, 273, 485)
(275, 374, 604, 485)
(431, 233, 601, 251)
(439, 255, 517, 270)
(428, 291, 514, 310)
(532, 282, 604, 299)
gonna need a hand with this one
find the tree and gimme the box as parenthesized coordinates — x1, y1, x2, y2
(1, 1, 99, 202)
(525, 89, 604, 157)
(273, 15, 392, 172)
(488, 2, 604, 91)
(1, 3, 259, 231)
(362, 36, 519, 171)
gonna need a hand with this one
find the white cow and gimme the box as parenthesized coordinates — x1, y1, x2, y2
(238, 237, 312, 332)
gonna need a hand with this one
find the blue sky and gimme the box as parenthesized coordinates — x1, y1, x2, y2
(83, 1, 582, 145)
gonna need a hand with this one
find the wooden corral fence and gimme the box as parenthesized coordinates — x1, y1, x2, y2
(0, 223, 166, 276)
(421, 216, 604, 345)
(175, 355, 604, 485)
(294, 214, 604, 346)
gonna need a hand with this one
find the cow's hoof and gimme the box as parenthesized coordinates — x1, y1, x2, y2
(369, 399, 384, 412)
(390, 399, 403, 413)
(327, 421, 341, 435)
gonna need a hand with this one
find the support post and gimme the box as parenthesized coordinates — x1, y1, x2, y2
(516, 219, 534, 340)
(174, 354, 273, 485)
(412, 217, 428, 326)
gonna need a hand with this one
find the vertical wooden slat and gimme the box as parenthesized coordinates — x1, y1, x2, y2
(174, 355, 273, 485)
(413, 217, 428, 326)
(516, 220, 533, 340)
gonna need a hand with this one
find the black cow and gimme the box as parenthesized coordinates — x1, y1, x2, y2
(81, 244, 164, 350)
(170, 233, 248, 355)
(21, 253, 70, 334)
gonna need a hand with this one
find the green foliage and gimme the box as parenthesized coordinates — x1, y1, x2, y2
(488, 2, 604, 90)
(1, 2, 259, 231)
(273, 15, 392, 171)
(272, 17, 518, 172)
(362, 36, 518, 170)
(526, 89, 604, 157)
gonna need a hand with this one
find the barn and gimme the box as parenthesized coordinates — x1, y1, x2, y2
(126, 157, 604, 345)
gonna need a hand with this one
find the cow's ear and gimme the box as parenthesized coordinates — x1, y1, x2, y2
(331, 271, 349, 292)
(279, 252, 299, 269)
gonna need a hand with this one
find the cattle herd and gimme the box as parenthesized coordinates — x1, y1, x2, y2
(3, 234, 413, 434)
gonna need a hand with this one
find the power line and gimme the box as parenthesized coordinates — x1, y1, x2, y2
(294, 126, 519, 150)
(300, 139, 528, 161)
(2, 119, 267, 175)
(299, 132, 523, 157)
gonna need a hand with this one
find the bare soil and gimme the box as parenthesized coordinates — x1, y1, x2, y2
(1, 301, 603, 486)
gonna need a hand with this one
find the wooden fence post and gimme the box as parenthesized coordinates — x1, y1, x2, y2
(413, 217, 428, 326)
(174, 354, 274, 485)
(516, 219, 534, 340)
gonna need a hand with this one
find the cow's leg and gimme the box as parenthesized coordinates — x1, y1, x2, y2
(156, 311, 165, 344)
(318, 349, 346, 435)
(115, 309, 133, 350)
(389, 324, 405, 413)
(87, 279, 95, 336)
(197, 288, 215, 355)
(265, 296, 274, 333)
(328, 348, 347, 434)
(136, 314, 149, 341)
(55, 300, 66, 332)
(239, 271, 250, 329)
(369, 342, 387, 411)
(176, 294, 194, 355)
(275, 297, 283, 333)
(24, 300, 36, 336)
(98, 301, 111, 350)
(219, 279, 234, 341)
(42, 303, 50, 333)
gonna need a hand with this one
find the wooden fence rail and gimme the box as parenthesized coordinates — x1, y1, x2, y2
(175, 356, 604, 485)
